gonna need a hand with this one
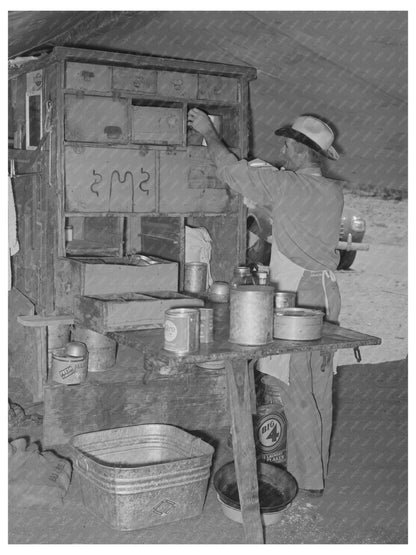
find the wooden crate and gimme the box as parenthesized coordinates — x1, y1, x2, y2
(75, 291, 204, 332)
(64, 256, 179, 296)
(42, 363, 229, 446)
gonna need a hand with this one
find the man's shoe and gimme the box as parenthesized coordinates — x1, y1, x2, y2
(299, 488, 324, 498)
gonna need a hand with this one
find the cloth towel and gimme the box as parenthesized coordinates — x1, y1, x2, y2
(185, 226, 213, 287)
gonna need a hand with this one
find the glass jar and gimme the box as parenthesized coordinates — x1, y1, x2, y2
(230, 266, 255, 288)
(253, 265, 270, 285)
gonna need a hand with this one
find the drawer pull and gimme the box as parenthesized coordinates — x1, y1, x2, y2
(104, 126, 122, 139)
(81, 70, 95, 81)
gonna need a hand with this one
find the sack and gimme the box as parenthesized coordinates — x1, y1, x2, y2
(8, 438, 72, 508)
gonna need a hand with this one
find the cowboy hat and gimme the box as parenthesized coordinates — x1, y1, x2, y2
(274, 115, 339, 160)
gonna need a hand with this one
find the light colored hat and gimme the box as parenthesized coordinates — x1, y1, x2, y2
(274, 115, 339, 160)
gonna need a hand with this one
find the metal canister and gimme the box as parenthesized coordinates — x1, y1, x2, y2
(199, 308, 214, 343)
(229, 285, 274, 345)
(274, 291, 296, 309)
(164, 308, 200, 354)
(51, 348, 88, 385)
(184, 262, 208, 294)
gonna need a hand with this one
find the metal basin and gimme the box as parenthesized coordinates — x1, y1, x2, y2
(213, 461, 298, 525)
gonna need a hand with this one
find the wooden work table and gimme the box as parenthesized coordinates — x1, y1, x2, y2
(109, 307, 381, 544)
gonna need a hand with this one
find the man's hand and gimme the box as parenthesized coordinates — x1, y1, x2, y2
(187, 108, 217, 138)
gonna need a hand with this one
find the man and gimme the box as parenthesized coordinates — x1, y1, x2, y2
(188, 108, 344, 496)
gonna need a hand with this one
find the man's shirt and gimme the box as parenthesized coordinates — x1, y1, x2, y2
(214, 151, 344, 271)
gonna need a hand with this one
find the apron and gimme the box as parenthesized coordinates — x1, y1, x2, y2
(258, 239, 339, 384)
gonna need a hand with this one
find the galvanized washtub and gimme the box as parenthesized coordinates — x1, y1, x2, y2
(70, 424, 214, 531)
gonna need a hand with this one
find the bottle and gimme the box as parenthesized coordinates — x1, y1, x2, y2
(230, 266, 255, 288)
(255, 375, 287, 467)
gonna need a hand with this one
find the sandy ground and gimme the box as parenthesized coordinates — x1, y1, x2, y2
(336, 193, 408, 366)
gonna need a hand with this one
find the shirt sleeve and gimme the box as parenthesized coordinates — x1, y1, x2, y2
(214, 150, 285, 208)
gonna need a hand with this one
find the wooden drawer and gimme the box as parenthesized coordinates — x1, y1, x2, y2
(65, 146, 156, 213)
(75, 291, 204, 332)
(65, 62, 112, 91)
(132, 105, 183, 144)
(159, 148, 230, 213)
(157, 71, 197, 98)
(198, 74, 238, 103)
(65, 94, 129, 143)
(65, 256, 179, 296)
(112, 67, 157, 94)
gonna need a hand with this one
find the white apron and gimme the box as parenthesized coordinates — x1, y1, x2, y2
(258, 238, 339, 384)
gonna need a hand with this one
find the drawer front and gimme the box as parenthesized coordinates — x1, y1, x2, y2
(157, 71, 197, 98)
(65, 95, 129, 143)
(198, 74, 238, 103)
(159, 149, 230, 213)
(65, 62, 112, 91)
(112, 67, 157, 94)
(65, 146, 157, 213)
(132, 106, 183, 144)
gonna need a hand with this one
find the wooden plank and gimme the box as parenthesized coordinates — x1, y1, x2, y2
(225, 360, 264, 543)
(42, 366, 229, 446)
(64, 146, 157, 213)
(117, 322, 381, 376)
(17, 314, 75, 327)
(51, 46, 258, 80)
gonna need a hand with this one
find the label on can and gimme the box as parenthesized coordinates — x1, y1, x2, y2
(164, 320, 178, 342)
(255, 406, 287, 465)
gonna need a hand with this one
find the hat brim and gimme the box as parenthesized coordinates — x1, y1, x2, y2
(274, 126, 339, 161)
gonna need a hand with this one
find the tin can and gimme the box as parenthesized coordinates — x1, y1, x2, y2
(199, 308, 214, 343)
(51, 348, 88, 385)
(274, 291, 296, 309)
(229, 285, 274, 345)
(184, 262, 208, 294)
(164, 308, 200, 354)
(255, 404, 287, 466)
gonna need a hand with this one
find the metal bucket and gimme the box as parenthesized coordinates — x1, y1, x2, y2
(70, 424, 214, 531)
(164, 308, 200, 354)
(273, 308, 324, 340)
(51, 348, 88, 385)
(229, 285, 274, 345)
(72, 327, 116, 372)
(184, 262, 208, 294)
(274, 291, 296, 309)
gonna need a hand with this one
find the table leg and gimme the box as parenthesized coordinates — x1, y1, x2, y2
(225, 359, 264, 544)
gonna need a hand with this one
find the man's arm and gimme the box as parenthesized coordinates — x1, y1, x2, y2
(187, 108, 231, 160)
(187, 107, 279, 207)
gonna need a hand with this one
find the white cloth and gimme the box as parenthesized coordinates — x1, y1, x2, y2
(258, 238, 305, 384)
(8, 175, 19, 290)
(185, 226, 213, 287)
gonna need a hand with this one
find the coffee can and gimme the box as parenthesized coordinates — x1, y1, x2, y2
(199, 308, 214, 343)
(164, 308, 200, 354)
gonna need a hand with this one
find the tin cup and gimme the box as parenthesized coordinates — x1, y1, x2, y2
(164, 308, 200, 354)
(274, 291, 296, 309)
(184, 262, 208, 295)
(199, 308, 214, 343)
